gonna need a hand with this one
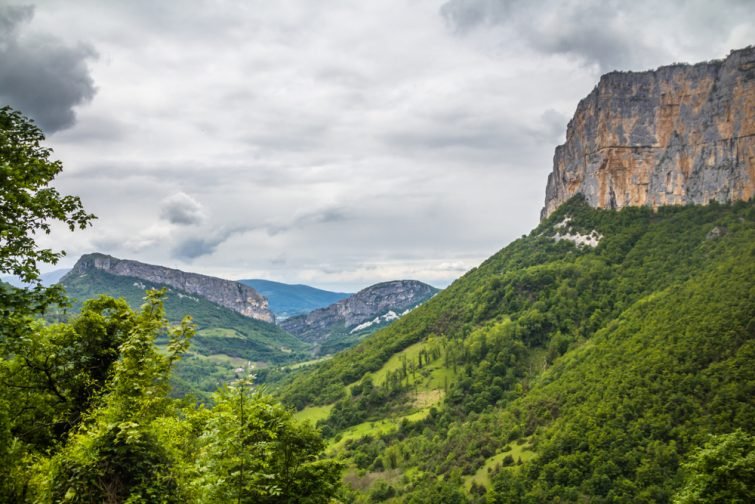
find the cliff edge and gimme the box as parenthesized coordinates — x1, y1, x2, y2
(541, 47, 754, 220)
(64, 253, 274, 323)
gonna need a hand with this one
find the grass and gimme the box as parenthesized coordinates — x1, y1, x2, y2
(329, 418, 398, 451)
(292, 404, 334, 424)
(366, 340, 428, 384)
(464, 439, 537, 490)
(204, 353, 249, 367)
(307, 336, 453, 440)
(348, 335, 458, 395)
(197, 327, 241, 338)
(287, 355, 333, 370)
(328, 407, 434, 452)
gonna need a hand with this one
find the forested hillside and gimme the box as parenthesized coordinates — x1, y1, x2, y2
(60, 268, 311, 399)
(277, 197, 755, 502)
(0, 106, 341, 503)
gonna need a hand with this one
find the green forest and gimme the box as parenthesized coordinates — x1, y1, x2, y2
(60, 267, 313, 402)
(0, 107, 340, 503)
(2, 102, 753, 504)
(273, 182, 755, 501)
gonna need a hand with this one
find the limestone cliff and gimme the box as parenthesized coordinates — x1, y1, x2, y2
(541, 47, 755, 220)
(280, 280, 438, 347)
(65, 253, 274, 323)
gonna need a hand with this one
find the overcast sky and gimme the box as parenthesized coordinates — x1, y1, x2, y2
(1, 0, 752, 291)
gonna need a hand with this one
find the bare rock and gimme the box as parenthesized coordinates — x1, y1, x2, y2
(542, 47, 755, 220)
(280, 280, 438, 345)
(66, 253, 274, 323)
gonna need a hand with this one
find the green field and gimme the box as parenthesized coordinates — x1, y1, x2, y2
(464, 440, 536, 490)
(292, 404, 334, 424)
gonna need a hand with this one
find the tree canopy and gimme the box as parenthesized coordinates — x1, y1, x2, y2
(0, 108, 341, 503)
(0, 105, 95, 339)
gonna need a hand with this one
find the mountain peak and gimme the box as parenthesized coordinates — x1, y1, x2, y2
(280, 279, 439, 352)
(65, 253, 274, 323)
(541, 46, 755, 220)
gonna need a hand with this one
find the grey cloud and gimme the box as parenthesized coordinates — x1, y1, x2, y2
(440, 0, 748, 71)
(53, 114, 126, 143)
(267, 207, 350, 236)
(239, 115, 332, 153)
(90, 235, 122, 253)
(381, 113, 547, 168)
(160, 192, 205, 226)
(528, 108, 568, 145)
(385, 127, 504, 151)
(440, 0, 514, 33)
(172, 226, 249, 260)
(269, 254, 287, 267)
(0, 4, 32, 38)
(521, 2, 637, 70)
(172, 237, 221, 260)
(0, 4, 97, 133)
(440, 0, 638, 69)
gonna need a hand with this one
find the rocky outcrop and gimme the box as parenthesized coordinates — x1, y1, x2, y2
(542, 47, 755, 220)
(280, 280, 438, 345)
(64, 253, 274, 323)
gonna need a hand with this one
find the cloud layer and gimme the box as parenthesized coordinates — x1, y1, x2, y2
(0, 4, 97, 132)
(441, 0, 755, 71)
(13, 0, 752, 290)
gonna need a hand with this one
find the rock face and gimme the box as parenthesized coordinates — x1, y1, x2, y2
(280, 280, 438, 345)
(65, 253, 274, 323)
(541, 47, 755, 220)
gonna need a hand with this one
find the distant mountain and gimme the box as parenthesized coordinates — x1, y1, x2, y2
(238, 279, 351, 319)
(59, 254, 310, 400)
(1, 268, 71, 287)
(66, 253, 274, 322)
(280, 280, 439, 355)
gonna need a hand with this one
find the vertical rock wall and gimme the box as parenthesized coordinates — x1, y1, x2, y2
(541, 47, 754, 220)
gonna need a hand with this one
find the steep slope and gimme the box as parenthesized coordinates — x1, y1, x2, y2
(279, 280, 439, 355)
(277, 49, 754, 502)
(65, 253, 274, 322)
(542, 46, 755, 219)
(238, 279, 351, 319)
(278, 198, 754, 502)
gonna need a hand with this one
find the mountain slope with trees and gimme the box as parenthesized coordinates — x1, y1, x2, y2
(0, 106, 341, 503)
(277, 197, 755, 502)
(59, 266, 311, 399)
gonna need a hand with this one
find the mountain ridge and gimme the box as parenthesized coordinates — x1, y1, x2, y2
(280, 279, 439, 355)
(238, 279, 351, 319)
(64, 253, 274, 323)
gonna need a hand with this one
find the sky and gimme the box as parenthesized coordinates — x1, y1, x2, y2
(1, 0, 752, 291)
